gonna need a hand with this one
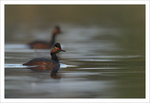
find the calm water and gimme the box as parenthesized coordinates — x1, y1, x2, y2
(5, 5, 145, 98)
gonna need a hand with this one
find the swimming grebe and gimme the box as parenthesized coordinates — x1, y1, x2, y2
(28, 26, 61, 49)
(23, 43, 66, 76)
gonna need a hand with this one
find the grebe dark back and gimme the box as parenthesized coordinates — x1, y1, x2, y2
(23, 43, 66, 77)
(28, 26, 61, 49)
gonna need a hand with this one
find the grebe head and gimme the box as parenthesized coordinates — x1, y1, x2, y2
(50, 43, 66, 54)
(52, 25, 61, 35)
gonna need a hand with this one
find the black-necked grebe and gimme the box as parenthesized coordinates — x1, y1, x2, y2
(28, 26, 61, 49)
(23, 43, 65, 77)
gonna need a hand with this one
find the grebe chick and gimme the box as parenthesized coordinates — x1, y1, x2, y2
(23, 43, 66, 76)
(28, 26, 61, 49)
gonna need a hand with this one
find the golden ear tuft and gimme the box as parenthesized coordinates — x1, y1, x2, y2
(50, 47, 59, 53)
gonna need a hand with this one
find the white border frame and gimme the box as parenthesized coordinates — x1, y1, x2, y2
(0, 0, 149, 103)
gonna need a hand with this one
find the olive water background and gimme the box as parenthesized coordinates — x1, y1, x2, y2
(5, 5, 145, 98)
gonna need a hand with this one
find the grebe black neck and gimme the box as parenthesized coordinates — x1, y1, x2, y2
(49, 34, 56, 47)
(49, 26, 61, 47)
(51, 53, 59, 62)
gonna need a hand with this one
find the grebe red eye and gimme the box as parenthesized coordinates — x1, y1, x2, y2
(57, 48, 61, 50)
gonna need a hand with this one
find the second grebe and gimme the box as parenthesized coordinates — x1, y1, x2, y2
(28, 26, 61, 49)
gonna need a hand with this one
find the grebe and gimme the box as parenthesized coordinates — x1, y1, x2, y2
(28, 26, 61, 49)
(23, 43, 66, 77)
